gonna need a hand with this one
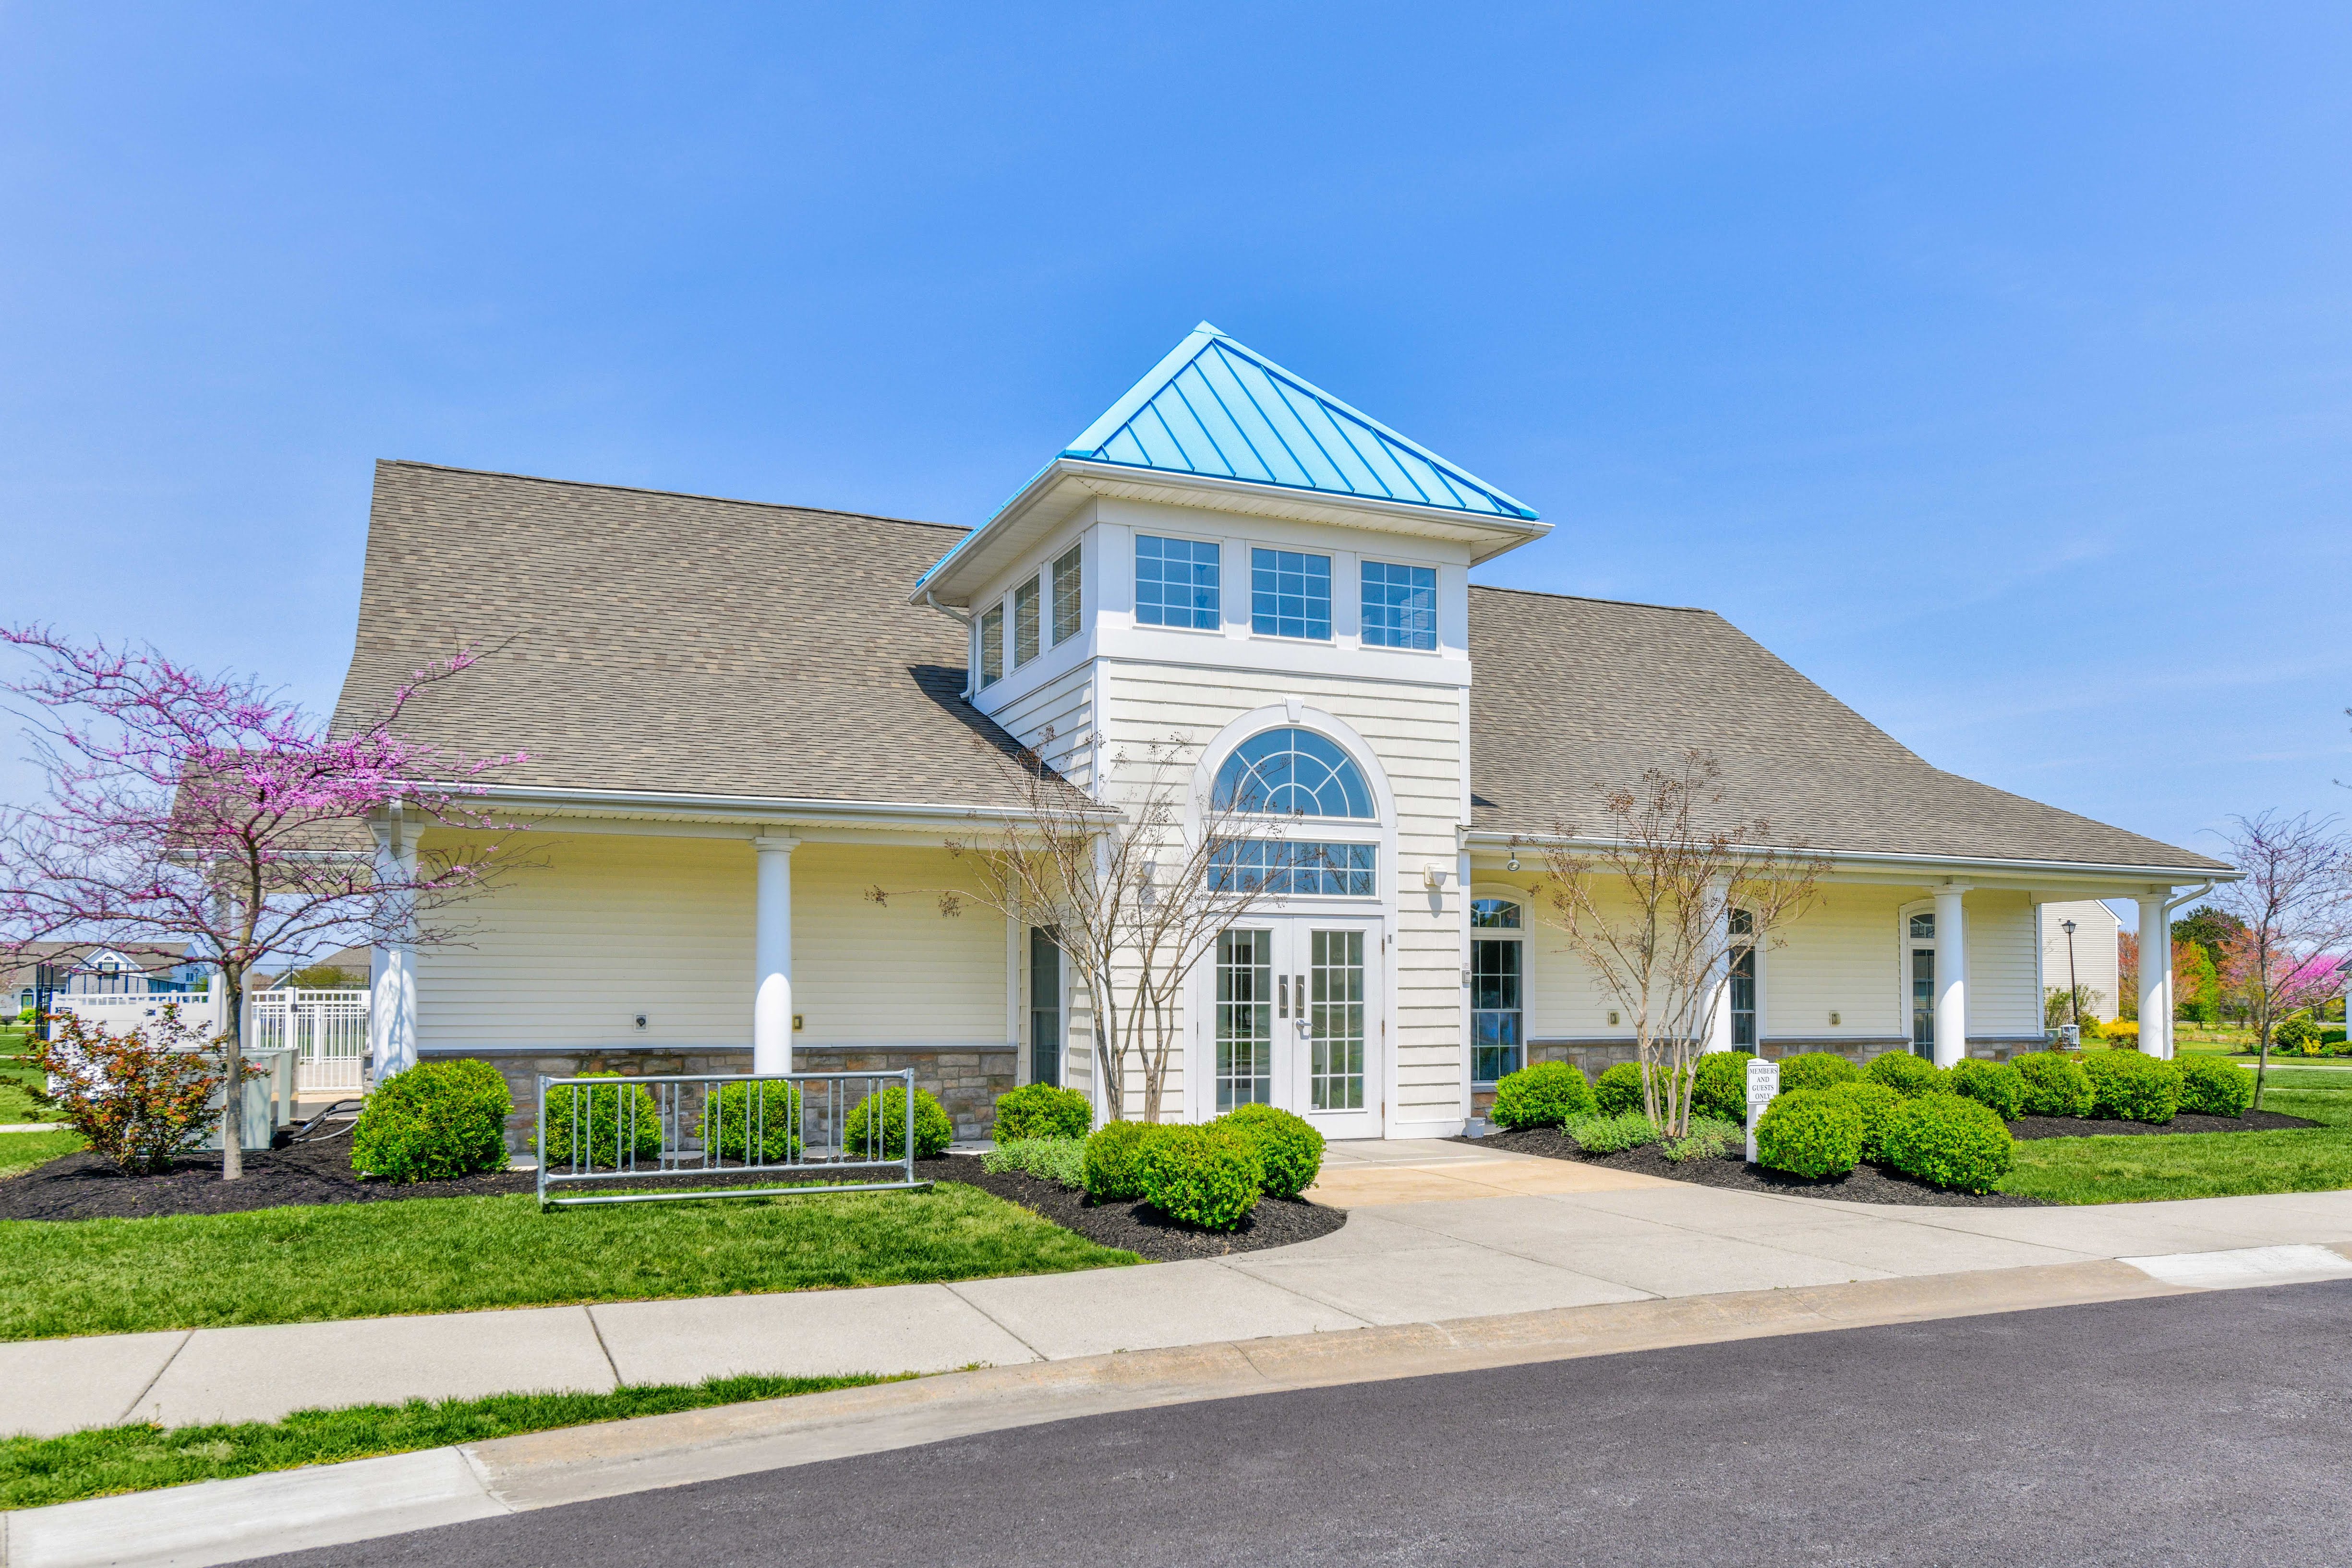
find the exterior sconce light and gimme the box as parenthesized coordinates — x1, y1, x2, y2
(1423, 864, 1446, 890)
(1506, 852, 1521, 872)
(1607, 1010, 1621, 1027)
(1829, 1011, 1841, 1026)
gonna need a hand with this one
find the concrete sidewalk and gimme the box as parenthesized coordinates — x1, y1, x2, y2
(9, 1140, 2352, 1440)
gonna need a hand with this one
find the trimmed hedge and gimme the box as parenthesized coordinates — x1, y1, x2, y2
(1216, 1103, 1325, 1198)
(842, 1085, 955, 1160)
(1082, 1120, 1161, 1200)
(2013, 1051, 2095, 1118)
(1866, 1051, 1948, 1098)
(351, 1059, 512, 1182)
(992, 1083, 1093, 1142)
(1137, 1125, 1264, 1230)
(1777, 1052, 1860, 1094)
(1947, 1059, 2026, 1122)
(703, 1080, 802, 1163)
(1691, 1050, 1755, 1123)
(1880, 1092, 2014, 1193)
(2177, 1055, 2256, 1118)
(2081, 1050, 2181, 1124)
(1754, 1089, 1865, 1180)
(1821, 1080, 1902, 1160)
(1491, 1062, 1596, 1129)
(539, 1073, 661, 1170)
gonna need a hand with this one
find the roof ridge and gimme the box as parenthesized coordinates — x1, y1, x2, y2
(1470, 582, 1712, 615)
(377, 460, 968, 534)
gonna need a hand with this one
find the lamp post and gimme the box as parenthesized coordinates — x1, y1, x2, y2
(2062, 918, 2081, 1040)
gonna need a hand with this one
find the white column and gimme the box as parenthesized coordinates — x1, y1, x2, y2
(1704, 880, 1736, 1053)
(1933, 885, 1968, 1068)
(752, 835, 799, 1074)
(369, 815, 418, 1082)
(2137, 894, 2171, 1059)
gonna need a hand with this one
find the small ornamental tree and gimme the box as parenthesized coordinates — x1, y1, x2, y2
(0, 627, 526, 1178)
(2210, 812, 2352, 1110)
(26, 1003, 230, 1173)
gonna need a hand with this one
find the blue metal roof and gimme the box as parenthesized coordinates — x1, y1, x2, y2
(1061, 323, 1538, 521)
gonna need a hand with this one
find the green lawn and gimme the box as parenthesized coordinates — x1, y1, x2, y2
(0, 1129, 86, 1178)
(0, 1184, 1136, 1341)
(0, 1370, 898, 1509)
(1999, 1075, 2352, 1204)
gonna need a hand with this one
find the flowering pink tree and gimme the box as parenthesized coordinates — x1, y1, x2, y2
(0, 627, 525, 1178)
(2212, 811, 2352, 1110)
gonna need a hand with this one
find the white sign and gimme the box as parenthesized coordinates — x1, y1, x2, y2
(1744, 1057, 1780, 1164)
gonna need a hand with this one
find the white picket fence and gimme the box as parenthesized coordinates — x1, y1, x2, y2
(247, 989, 371, 1095)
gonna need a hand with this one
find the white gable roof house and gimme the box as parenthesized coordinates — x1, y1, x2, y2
(337, 324, 2230, 1142)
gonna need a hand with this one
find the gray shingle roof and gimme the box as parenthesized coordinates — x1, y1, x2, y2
(1467, 586, 2226, 872)
(332, 462, 1044, 811)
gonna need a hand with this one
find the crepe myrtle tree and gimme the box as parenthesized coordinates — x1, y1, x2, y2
(2210, 811, 2352, 1110)
(1520, 750, 1825, 1138)
(0, 626, 526, 1179)
(948, 729, 1288, 1124)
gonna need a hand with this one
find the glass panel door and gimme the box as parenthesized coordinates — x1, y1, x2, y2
(1216, 929, 1274, 1110)
(1307, 929, 1365, 1111)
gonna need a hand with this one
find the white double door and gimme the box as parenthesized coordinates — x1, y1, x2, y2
(1208, 917, 1383, 1139)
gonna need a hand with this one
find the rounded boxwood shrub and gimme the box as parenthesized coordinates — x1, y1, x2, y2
(1691, 1050, 1755, 1124)
(1593, 1060, 1694, 1117)
(351, 1058, 512, 1181)
(2177, 1055, 2256, 1118)
(1947, 1059, 2026, 1122)
(1777, 1052, 1860, 1094)
(539, 1073, 660, 1170)
(2080, 1049, 2181, 1124)
(1216, 1103, 1326, 1198)
(992, 1083, 1093, 1142)
(2012, 1050, 2095, 1117)
(1753, 1089, 1865, 1180)
(842, 1084, 954, 1159)
(1082, 1120, 1162, 1200)
(1880, 1092, 2014, 1193)
(1866, 1050, 1948, 1098)
(1491, 1061, 1596, 1129)
(1137, 1125, 1264, 1231)
(702, 1080, 802, 1163)
(2273, 1017, 2322, 1055)
(1821, 1080, 1902, 1160)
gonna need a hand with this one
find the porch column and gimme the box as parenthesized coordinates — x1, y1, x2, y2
(752, 835, 799, 1074)
(2136, 894, 2171, 1059)
(369, 815, 418, 1082)
(1932, 885, 1968, 1068)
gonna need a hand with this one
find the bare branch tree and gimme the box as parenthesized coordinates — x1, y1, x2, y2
(1523, 750, 1825, 1138)
(2211, 811, 2352, 1110)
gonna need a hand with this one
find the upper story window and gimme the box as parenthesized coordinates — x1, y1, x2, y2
(1361, 561, 1437, 651)
(1013, 578, 1041, 667)
(1050, 544, 1082, 645)
(1251, 548, 1330, 640)
(1213, 727, 1374, 818)
(978, 603, 1004, 687)
(1135, 535, 1220, 629)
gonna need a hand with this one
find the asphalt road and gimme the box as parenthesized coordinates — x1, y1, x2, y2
(253, 1281, 2352, 1568)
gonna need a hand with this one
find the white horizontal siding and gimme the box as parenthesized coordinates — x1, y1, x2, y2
(2039, 899, 2122, 1021)
(1965, 890, 2040, 1037)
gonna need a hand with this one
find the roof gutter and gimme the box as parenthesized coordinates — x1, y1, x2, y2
(1464, 828, 2237, 885)
(434, 781, 1120, 829)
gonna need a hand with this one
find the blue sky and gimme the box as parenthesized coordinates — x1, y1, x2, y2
(3, 2, 2348, 860)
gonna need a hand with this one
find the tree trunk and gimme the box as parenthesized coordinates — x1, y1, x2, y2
(2254, 1021, 2270, 1113)
(219, 967, 244, 1181)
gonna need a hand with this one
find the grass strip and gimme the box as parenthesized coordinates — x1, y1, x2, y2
(0, 1370, 897, 1509)
(1998, 1081, 2352, 1204)
(0, 1130, 85, 1179)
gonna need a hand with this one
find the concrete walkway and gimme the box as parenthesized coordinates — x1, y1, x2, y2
(8, 1139, 2352, 1440)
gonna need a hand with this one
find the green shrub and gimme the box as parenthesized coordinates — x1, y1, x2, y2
(2323, 1027, 2348, 1048)
(1490, 1062, 1595, 1129)
(1753, 1089, 1864, 1179)
(981, 1135, 1088, 1188)
(1592, 1060, 1694, 1117)
(1947, 1060, 2026, 1122)
(2080, 1049, 2181, 1124)
(1215, 1103, 1325, 1198)
(539, 1073, 660, 1170)
(2272, 1017, 2321, 1055)
(1880, 1093, 2014, 1193)
(1566, 1110, 1661, 1155)
(991, 1083, 1092, 1142)
(1137, 1125, 1263, 1230)
(841, 1085, 955, 1160)
(2177, 1055, 2256, 1118)
(350, 1059, 512, 1182)
(1865, 1051, 1947, 1098)
(1778, 1052, 1860, 1094)
(1082, 1120, 1162, 1200)
(700, 1081, 802, 1163)
(1691, 1051, 1755, 1123)
(2012, 1050, 2095, 1117)
(1661, 1115, 1743, 1163)
(1821, 1080, 1903, 1160)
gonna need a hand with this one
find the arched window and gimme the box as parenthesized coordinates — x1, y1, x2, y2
(1212, 728, 1374, 819)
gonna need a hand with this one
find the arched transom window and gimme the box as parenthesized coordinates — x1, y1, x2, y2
(1212, 728, 1374, 819)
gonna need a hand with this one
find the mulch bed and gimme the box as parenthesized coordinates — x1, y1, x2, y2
(920, 1155, 1345, 1261)
(1462, 1127, 2046, 1208)
(2010, 1109, 2314, 1139)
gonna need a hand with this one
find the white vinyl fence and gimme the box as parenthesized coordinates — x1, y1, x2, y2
(248, 989, 371, 1095)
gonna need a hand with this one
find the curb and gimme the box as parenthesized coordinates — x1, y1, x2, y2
(0, 1254, 2230, 1568)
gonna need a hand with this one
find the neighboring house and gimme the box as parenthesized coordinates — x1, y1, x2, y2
(262, 947, 374, 990)
(336, 322, 2231, 1140)
(7, 941, 205, 1012)
(2038, 900, 2122, 1023)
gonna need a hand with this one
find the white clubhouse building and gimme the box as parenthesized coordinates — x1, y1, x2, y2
(343, 323, 2228, 1141)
